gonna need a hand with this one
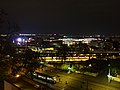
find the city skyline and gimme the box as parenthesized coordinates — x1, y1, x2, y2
(1, 28, 120, 90)
(0, 0, 119, 36)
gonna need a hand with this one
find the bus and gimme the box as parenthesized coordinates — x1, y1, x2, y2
(33, 72, 56, 84)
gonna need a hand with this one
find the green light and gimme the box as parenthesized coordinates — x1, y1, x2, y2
(40, 61, 44, 64)
(68, 67, 71, 70)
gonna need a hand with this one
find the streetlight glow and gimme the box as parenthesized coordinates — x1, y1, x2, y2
(16, 74, 20, 78)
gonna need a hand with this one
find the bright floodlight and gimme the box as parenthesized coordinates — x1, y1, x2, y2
(17, 38, 22, 42)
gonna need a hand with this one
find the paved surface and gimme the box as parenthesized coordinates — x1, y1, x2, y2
(35, 67, 120, 90)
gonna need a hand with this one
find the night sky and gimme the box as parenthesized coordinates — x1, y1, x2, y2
(0, 0, 120, 35)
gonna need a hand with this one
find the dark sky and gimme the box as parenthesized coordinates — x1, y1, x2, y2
(0, 0, 120, 35)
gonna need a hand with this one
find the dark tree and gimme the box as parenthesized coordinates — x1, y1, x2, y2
(0, 8, 20, 33)
(23, 49, 40, 78)
(0, 38, 15, 56)
(57, 44, 69, 62)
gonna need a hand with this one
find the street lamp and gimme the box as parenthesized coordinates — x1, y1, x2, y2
(16, 74, 20, 78)
(107, 64, 112, 83)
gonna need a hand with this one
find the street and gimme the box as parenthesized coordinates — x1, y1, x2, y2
(35, 67, 120, 90)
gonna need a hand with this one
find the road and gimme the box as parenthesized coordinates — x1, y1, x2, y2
(35, 67, 120, 90)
